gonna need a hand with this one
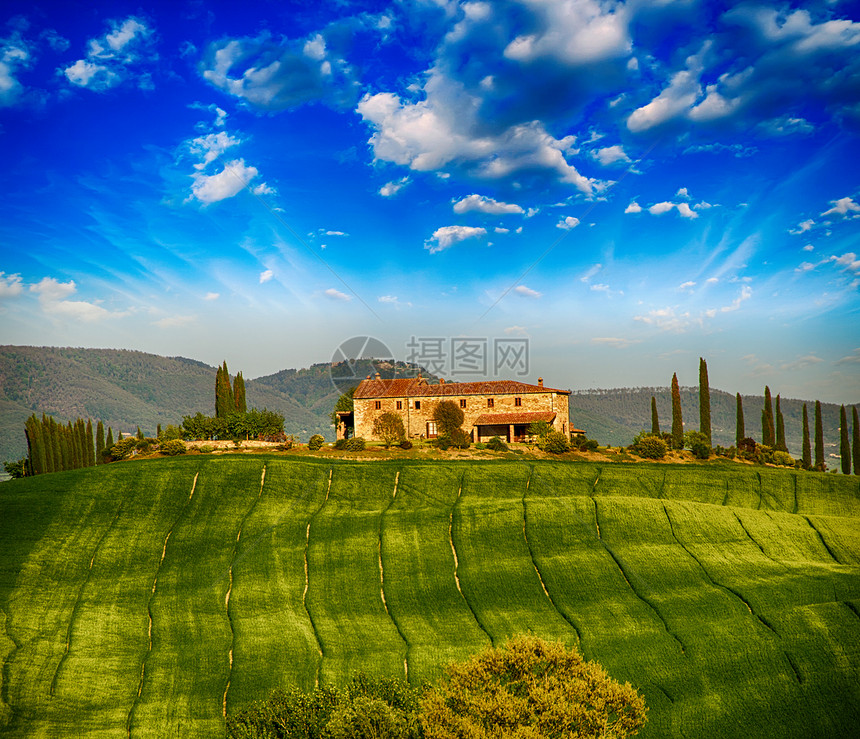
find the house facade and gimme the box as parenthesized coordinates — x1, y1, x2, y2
(339, 374, 578, 443)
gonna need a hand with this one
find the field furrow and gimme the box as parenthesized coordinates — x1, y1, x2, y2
(306, 465, 407, 685)
(381, 466, 490, 684)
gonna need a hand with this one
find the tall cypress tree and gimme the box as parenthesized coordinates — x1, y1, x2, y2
(736, 393, 745, 445)
(671, 373, 683, 450)
(24, 415, 45, 475)
(801, 404, 811, 470)
(96, 421, 105, 465)
(775, 395, 787, 452)
(762, 387, 775, 447)
(698, 357, 711, 445)
(49, 417, 61, 472)
(651, 396, 660, 435)
(840, 405, 851, 475)
(86, 419, 95, 467)
(234, 371, 247, 413)
(216, 361, 234, 418)
(814, 400, 824, 471)
(42, 415, 56, 474)
(853, 407, 860, 476)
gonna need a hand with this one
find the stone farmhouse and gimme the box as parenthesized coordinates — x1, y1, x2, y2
(338, 373, 580, 443)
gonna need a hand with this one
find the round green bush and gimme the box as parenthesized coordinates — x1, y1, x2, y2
(636, 435, 667, 459)
(450, 429, 471, 449)
(542, 430, 570, 454)
(161, 439, 186, 456)
(308, 434, 325, 451)
(334, 438, 348, 450)
(486, 436, 508, 452)
(197, 445, 214, 454)
(344, 437, 366, 451)
(578, 439, 599, 452)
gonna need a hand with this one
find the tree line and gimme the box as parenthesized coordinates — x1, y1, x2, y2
(18, 413, 116, 476)
(645, 358, 858, 473)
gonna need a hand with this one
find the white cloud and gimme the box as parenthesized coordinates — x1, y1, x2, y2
(325, 230, 348, 236)
(627, 47, 705, 132)
(648, 202, 675, 215)
(580, 263, 602, 283)
(830, 252, 860, 272)
(624, 202, 642, 214)
(634, 306, 696, 331)
(190, 159, 260, 204)
(30, 277, 124, 322)
(790, 219, 815, 234)
(495, 227, 510, 234)
(379, 177, 410, 197)
(821, 197, 860, 218)
(647, 201, 698, 219)
(154, 315, 197, 328)
(835, 348, 860, 365)
(781, 354, 823, 371)
(556, 216, 580, 230)
(325, 287, 351, 301)
(504, 325, 528, 336)
(795, 262, 816, 273)
(592, 145, 630, 166)
(591, 337, 640, 348)
(378, 295, 412, 308)
(514, 285, 542, 298)
(204, 292, 220, 301)
(259, 269, 274, 283)
(63, 16, 153, 91)
(705, 277, 719, 284)
(720, 284, 753, 312)
(425, 225, 486, 254)
(678, 281, 696, 291)
(452, 194, 524, 215)
(0, 38, 30, 107)
(803, 244, 814, 252)
(676, 187, 690, 199)
(187, 131, 242, 169)
(0, 272, 24, 297)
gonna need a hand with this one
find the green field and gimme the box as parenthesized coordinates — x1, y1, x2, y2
(1, 457, 858, 738)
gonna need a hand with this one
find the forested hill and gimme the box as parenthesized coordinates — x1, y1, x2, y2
(0, 345, 851, 465)
(0, 346, 427, 462)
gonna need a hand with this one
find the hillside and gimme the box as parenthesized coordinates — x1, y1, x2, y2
(0, 346, 851, 466)
(0, 457, 858, 738)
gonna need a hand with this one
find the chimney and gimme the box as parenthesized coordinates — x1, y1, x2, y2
(375, 372, 381, 380)
(440, 378, 445, 384)
(538, 377, 544, 387)
(366, 375, 371, 380)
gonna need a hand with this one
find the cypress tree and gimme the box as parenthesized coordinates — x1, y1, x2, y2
(137, 426, 144, 440)
(671, 373, 683, 450)
(70, 421, 81, 469)
(234, 371, 247, 413)
(840, 405, 851, 475)
(801, 404, 811, 470)
(762, 386, 775, 447)
(814, 400, 824, 471)
(49, 417, 61, 472)
(853, 407, 860, 476)
(775, 395, 787, 452)
(650, 396, 660, 435)
(106, 427, 114, 455)
(216, 361, 234, 419)
(24, 415, 44, 475)
(96, 421, 105, 465)
(157, 423, 162, 439)
(698, 357, 711, 445)
(42, 415, 56, 474)
(86, 419, 95, 467)
(736, 393, 745, 445)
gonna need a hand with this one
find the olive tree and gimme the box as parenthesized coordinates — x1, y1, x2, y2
(373, 411, 406, 449)
(433, 400, 465, 437)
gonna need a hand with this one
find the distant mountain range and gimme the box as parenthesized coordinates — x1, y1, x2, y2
(0, 345, 851, 466)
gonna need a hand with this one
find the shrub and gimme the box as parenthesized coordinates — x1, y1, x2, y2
(772, 450, 795, 467)
(197, 445, 214, 454)
(450, 429, 471, 449)
(541, 430, 570, 454)
(486, 436, 508, 452)
(161, 439, 186, 456)
(634, 434, 667, 460)
(399, 439, 413, 450)
(433, 400, 465, 437)
(738, 437, 757, 459)
(684, 431, 710, 460)
(435, 436, 452, 451)
(578, 438, 599, 452)
(308, 434, 325, 451)
(344, 437, 366, 451)
(111, 437, 139, 460)
(334, 438, 348, 450)
(373, 411, 406, 449)
(474, 442, 486, 450)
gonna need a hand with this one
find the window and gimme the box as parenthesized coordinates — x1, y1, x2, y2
(414, 400, 421, 410)
(514, 397, 522, 407)
(487, 398, 494, 408)
(374, 400, 381, 410)
(460, 399, 466, 408)
(397, 401, 402, 410)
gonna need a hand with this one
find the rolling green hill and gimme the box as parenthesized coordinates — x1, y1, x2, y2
(0, 457, 858, 738)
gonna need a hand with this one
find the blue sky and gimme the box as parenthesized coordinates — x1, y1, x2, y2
(0, 0, 858, 403)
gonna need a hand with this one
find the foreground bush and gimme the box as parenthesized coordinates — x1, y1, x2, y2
(486, 436, 508, 452)
(344, 437, 366, 451)
(160, 439, 186, 456)
(308, 434, 325, 451)
(631, 432, 667, 460)
(540, 430, 570, 454)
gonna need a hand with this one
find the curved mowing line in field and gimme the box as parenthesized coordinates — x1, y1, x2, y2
(378, 471, 410, 681)
(449, 473, 493, 644)
(591, 497, 687, 656)
(127, 471, 199, 737)
(732, 512, 786, 568)
(50, 499, 125, 697)
(803, 516, 843, 565)
(303, 469, 332, 687)
(222, 465, 268, 716)
(521, 468, 583, 649)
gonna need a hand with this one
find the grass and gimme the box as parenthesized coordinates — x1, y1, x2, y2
(0, 457, 858, 738)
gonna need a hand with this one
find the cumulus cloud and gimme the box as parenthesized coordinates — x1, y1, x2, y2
(379, 177, 410, 197)
(514, 285, 542, 298)
(63, 16, 153, 91)
(204, 292, 220, 301)
(259, 269, 274, 283)
(30, 277, 124, 321)
(790, 219, 815, 234)
(821, 197, 860, 218)
(187, 131, 242, 169)
(425, 225, 486, 254)
(201, 30, 359, 111)
(0, 34, 33, 107)
(556, 216, 580, 229)
(189, 159, 261, 204)
(378, 295, 412, 308)
(624, 202, 642, 214)
(324, 287, 351, 301)
(647, 201, 699, 219)
(592, 145, 630, 166)
(0, 272, 24, 297)
(452, 194, 524, 215)
(830, 252, 860, 272)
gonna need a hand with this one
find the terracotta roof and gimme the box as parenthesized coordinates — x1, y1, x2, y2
(353, 377, 569, 399)
(473, 411, 557, 425)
